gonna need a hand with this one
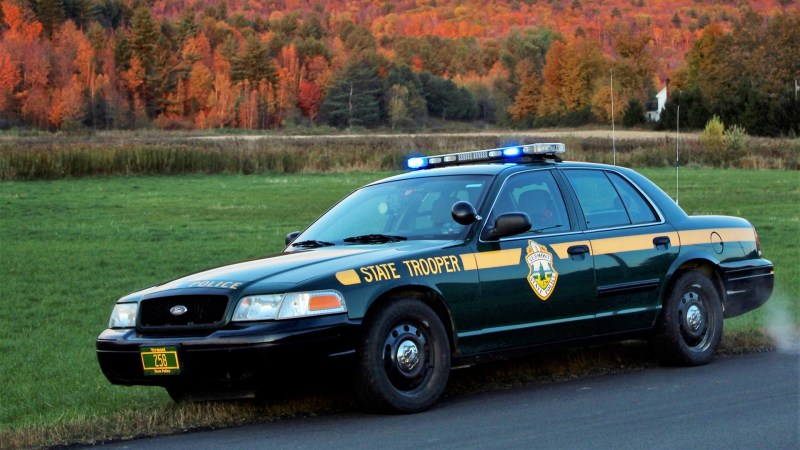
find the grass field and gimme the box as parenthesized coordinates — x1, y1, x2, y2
(0, 168, 797, 447)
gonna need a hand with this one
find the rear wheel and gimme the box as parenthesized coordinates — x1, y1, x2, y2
(655, 270, 723, 366)
(355, 298, 450, 413)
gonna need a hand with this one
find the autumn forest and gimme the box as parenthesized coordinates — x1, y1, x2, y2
(0, 0, 798, 136)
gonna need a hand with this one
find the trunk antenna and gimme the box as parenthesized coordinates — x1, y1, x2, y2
(610, 69, 616, 166)
(676, 104, 680, 205)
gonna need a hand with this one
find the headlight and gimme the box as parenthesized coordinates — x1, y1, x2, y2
(232, 290, 346, 322)
(109, 303, 138, 328)
(232, 294, 283, 321)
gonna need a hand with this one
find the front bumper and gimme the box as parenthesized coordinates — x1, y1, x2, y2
(722, 259, 774, 318)
(96, 313, 361, 391)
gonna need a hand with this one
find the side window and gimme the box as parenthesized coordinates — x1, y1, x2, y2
(563, 169, 630, 229)
(607, 172, 658, 224)
(492, 170, 571, 233)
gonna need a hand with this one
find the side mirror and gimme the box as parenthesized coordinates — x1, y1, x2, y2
(451, 201, 480, 225)
(285, 231, 301, 246)
(484, 213, 531, 240)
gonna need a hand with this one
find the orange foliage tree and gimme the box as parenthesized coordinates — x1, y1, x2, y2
(0, 46, 20, 114)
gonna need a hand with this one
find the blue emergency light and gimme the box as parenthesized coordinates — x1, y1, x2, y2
(406, 157, 427, 169)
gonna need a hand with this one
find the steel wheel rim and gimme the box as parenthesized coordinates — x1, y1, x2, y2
(678, 287, 712, 352)
(382, 323, 431, 392)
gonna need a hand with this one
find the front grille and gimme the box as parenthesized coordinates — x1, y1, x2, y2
(139, 295, 230, 329)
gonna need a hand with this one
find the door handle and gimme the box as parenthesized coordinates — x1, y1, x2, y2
(567, 245, 590, 256)
(653, 236, 671, 247)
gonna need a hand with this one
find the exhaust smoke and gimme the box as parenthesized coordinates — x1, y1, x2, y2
(764, 288, 800, 354)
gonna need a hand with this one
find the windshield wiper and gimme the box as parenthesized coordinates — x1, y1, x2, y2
(291, 240, 335, 248)
(343, 234, 407, 244)
(531, 224, 563, 233)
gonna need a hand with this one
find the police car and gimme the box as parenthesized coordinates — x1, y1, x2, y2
(97, 143, 774, 413)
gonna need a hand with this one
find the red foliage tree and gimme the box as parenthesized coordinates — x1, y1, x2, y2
(297, 79, 322, 124)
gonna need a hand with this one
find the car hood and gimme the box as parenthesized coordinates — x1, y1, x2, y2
(130, 241, 458, 298)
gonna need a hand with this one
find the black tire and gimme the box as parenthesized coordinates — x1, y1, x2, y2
(655, 270, 723, 366)
(355, 298, 451, 413)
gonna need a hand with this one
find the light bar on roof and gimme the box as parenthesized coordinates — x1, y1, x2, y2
(523, 143, 565, 155)
(406, 143, 565, 170)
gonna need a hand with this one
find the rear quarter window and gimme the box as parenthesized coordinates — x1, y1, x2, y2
(607, 172, 658, 224)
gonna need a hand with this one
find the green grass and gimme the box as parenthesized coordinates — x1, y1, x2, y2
(0, 168, 797, 446)
(0, 173, 382, 431)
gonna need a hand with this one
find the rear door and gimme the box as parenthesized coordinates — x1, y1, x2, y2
(560, 168, 679, 333)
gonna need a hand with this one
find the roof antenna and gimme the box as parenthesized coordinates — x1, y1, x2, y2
(675, 104, 680, 205)
(610, 68, 616, 166)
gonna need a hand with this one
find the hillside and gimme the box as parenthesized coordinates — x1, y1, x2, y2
(0, 0, 797, 135)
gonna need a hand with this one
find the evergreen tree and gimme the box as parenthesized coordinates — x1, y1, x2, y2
(92, 0, 130, 29)
(128, 6, 162, 118)
(149, 30, 178, 117)
(299, 13, 327, 40)
(658, 88, 709, 131)
(64, 0, 91, 29)
(129, 6, 157, 68)
(271, 11, 299, 38)
(320, 60, 383, 129)
(30, 0, 65, 38)
(177, 7, 198, 44)
(622, 99, 645, 127)
(231, 35, 277, 84)
(671, 12, 681, 28)
(215, 2, 227, 21)
(419, 72, 478, 121)
(113, 31, 130, 72)
(86, 21, 105, 53)
(296, 38, 329, 61)
(339, 21, 376, 55)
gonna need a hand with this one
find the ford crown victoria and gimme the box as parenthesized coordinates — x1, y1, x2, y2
(97, 143, 774, 413)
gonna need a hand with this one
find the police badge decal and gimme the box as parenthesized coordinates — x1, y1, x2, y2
(525, 240, 558, 301)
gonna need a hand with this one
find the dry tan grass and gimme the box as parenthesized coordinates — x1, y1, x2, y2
(2, 130, 796, 180)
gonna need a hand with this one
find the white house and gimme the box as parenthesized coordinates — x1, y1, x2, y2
(646, 87, 667, 122)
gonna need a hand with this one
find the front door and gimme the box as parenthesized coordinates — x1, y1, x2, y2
(458, 169, 597, 353)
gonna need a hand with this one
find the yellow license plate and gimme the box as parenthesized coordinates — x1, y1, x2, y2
(140, 346, 181, 375)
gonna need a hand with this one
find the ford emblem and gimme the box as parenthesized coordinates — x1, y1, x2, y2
(170, 305, 188, 316)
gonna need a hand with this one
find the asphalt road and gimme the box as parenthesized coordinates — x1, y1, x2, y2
(96, 351, 798, 450)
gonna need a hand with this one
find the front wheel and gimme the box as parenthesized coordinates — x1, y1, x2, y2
(655, 270, 723, 366)
(355, 298, 451, 413)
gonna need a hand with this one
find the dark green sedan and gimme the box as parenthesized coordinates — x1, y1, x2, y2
(97, 143, 774, 413)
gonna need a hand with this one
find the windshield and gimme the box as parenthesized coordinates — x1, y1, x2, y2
(292, 175, 491, 246)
